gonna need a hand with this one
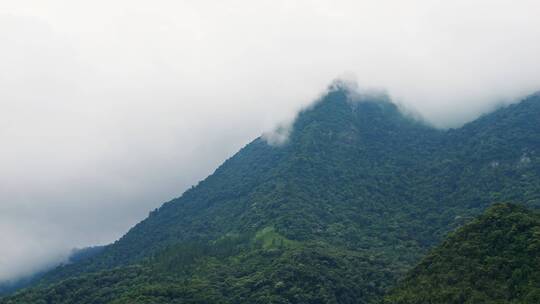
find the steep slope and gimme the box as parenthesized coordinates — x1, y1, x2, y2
(2, 87, 540, 303)
(384, 203, 540, 304)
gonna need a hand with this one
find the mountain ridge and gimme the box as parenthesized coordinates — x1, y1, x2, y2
(3, 86, 539, 303)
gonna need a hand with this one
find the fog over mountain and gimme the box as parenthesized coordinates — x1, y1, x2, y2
(1, 0, 540, 282)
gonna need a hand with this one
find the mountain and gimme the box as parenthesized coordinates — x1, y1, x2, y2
(384, 203, 540, 304)
(2, 86, 539, 303)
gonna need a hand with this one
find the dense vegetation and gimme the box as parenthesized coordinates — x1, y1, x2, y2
(385, 203, 540, 304)
(2, 86, 539, 303)
(4, 230, 396, 303)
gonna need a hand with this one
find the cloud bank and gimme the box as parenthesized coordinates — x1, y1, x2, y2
(1, 0, 540, 282)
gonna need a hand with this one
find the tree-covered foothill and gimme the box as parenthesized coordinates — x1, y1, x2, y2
(384, 203, 540, 304)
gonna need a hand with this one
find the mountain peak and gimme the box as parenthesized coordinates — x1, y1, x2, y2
(283, 87, 438, 157)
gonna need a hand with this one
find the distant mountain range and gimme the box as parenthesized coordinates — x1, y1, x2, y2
(2, 85, 539, 303)
(0, 247, 105, 296)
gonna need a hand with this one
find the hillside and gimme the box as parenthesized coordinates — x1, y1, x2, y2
(2, 86, 539, 303)
(384, 203, 540, 304)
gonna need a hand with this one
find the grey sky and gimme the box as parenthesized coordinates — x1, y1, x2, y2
(1, 0, 540, 282)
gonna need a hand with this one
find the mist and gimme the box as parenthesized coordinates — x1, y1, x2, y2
(1, 0, 540, 282)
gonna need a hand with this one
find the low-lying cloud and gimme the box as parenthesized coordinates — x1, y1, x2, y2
(1, 0, 540, 282)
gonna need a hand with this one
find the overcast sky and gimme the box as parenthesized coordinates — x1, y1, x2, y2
(1, 0, 540, 282)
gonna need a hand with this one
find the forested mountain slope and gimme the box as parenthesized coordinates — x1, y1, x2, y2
(3, 87, 539, 303)
(384, 203, 540, 304)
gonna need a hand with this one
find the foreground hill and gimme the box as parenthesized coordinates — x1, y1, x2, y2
(2, 86, 539, 303)
(385, 203, 540, 304)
